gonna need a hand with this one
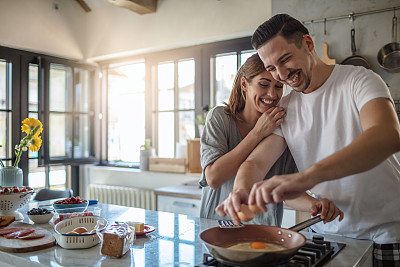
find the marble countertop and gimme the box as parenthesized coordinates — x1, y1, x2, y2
(0, 201, 373, 267)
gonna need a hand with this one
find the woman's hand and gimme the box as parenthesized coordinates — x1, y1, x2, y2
(253, 107, 286, 139)
(311, 198, 344, 223)
(215, 189, 250, 226)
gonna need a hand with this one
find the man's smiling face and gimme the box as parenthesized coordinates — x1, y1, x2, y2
(257, 35, 315, 93)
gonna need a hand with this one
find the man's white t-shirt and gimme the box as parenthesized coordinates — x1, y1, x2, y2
(274, 65, 400, 243)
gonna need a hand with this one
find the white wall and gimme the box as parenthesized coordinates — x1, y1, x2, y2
(0, 0, 272, 62)
(0, 0, 86, 60)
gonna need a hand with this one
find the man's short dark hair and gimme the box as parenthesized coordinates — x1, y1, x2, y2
(251, 14, 309, 50)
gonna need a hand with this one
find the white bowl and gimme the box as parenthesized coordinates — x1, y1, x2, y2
(54, 216, 107, 249)
(28, 213, 54, 224)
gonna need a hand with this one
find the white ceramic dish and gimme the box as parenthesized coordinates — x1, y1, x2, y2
(54, 216, 107, 249)
(28, 212, 54, 224)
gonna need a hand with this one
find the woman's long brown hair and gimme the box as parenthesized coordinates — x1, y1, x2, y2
(224, 53, 267, 121)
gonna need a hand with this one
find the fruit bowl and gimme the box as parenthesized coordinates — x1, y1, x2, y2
(53, 196, 88, 213)
(0, 187, 35, 220)
(27, 207, 54, 224)
(53, 202, 89, 213)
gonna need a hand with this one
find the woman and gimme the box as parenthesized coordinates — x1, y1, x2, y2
(199, 53, 294, 225)
(199, 53, 343, 226)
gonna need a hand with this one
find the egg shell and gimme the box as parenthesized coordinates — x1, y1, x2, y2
(72, 227, 89, 234)
(249, 204, 263, 214)
(237, 204, 255, 222)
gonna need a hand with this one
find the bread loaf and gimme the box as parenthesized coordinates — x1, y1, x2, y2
(101, 223, 134, 258)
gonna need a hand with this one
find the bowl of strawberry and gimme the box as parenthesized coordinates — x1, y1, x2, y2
(53, 196, 88, 213)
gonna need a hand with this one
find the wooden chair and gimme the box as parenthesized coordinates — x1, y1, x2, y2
(33, 188, 73, 201)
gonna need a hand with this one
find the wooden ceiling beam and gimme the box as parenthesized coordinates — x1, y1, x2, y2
(108, 0, 157, 15)
(76, 0, 91, 12)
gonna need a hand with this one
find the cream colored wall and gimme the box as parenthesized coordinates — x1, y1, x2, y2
(0, 0, 271, 62)
(84, 0, 271, 61)
(0, 0, 86, 60)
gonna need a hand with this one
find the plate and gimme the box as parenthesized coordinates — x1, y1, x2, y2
(136, 224, 155, 236)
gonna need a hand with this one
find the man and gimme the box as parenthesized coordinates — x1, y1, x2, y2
(216, 14, 400, 266)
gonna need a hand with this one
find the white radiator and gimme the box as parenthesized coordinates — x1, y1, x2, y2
(89, 184, 156, 211)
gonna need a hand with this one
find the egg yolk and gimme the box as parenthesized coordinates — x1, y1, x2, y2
(250, 241, 267, 249)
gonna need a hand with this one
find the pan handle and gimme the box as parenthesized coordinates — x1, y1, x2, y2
(351, 28, 357, 55)
(288, 216, 322, 232)
(392, 15, 397, 43)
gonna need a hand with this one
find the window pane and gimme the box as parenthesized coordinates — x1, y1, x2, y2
(107, 62, 145, 162)
(178, 60, 194, 110)
(0, 60, 11, 110)
(49, 113, 72, 158)
(179, 111, 195, 142)
(215, 54, 236, 106)
(158, 112, 174, 158)
(74, 114, 91, 158)
(75, 68, 90, 112)
(0, 112, 11, 159)
(28, 159, 45, 189)
(49, 165, 66, 190)
(158, 62, 174, 111)
(240, 51, 256, 66)
(50, 64, 73, 112)
(28, 64, 39, 112)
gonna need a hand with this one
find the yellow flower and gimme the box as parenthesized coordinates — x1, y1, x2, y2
(21, 118, 43, 135)
(29, 136, 42, 152)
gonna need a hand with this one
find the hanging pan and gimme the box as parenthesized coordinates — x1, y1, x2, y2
(377, 9, 400, 73)
(341, 14, 371, 69)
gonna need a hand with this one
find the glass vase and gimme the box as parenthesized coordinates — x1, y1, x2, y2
(0, 166, 23, 187)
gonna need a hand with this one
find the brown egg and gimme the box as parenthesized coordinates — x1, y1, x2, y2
(72, 227, 89, 234)
(66, 231, 79, 235)
(249, 204, 263, 214)
(237, 204, 255, 222)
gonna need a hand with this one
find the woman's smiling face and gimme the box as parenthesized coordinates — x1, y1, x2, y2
(242, 70, 284, 113)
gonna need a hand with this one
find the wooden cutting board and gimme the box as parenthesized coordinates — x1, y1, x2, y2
(321, 42, 336, 64)
(0, 222, 56, 253)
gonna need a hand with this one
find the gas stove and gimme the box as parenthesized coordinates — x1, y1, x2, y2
(196, 236, 346, 267)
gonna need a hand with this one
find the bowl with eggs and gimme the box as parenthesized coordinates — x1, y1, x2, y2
(54, 215, 108, 249)
(200, 215, 322, 266)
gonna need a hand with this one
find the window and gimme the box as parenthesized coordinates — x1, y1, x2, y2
(101, 38, 254, 165)
(212, 50, 256, 107)
(0, 46, 96, 193)
(155, 59, 195, 158)
(107, 62, 146, 164)
(0, 58, 12, 166)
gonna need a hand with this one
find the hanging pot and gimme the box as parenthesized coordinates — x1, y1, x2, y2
(377, 11, 400, 73)
(341, 28, 371, 69)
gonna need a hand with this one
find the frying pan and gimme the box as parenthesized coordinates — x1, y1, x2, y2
(199, 216, 322, 266)
(377, 11, 400, 73)
(341, 28, 371, 69)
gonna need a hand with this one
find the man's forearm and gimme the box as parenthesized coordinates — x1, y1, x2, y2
(304, 124, 400, 185)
